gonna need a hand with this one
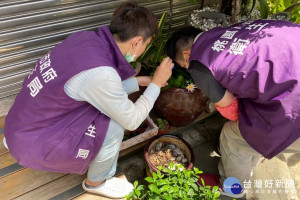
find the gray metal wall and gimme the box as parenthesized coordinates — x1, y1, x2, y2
(0, 0, 201, 99)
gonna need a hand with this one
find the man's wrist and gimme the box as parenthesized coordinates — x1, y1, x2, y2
(151, 80, 162, 88)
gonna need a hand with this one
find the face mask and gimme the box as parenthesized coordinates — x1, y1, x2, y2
(183, 53, 189, 68)
(125, 40, 141, 63)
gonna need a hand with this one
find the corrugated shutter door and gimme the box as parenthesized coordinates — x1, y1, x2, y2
(0, 0, 201, 99)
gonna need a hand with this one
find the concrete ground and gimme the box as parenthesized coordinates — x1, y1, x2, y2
(119, 113, 300, 200)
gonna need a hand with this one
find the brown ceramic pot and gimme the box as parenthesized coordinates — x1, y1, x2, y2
(144, 134, 195, 175)
(154, 87, 208, 127)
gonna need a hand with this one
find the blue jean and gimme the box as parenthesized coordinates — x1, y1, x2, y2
(87, 119, 124, 182)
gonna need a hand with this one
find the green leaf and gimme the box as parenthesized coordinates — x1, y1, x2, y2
(125, 191, 134, 200)
(177, 164, 184, 170)
(170, 186, 179, 193)
(157, 170, 164, 179)
(169, 162, 174, 170)
(212, 185, 220, 193)
(201, 178, 205, 186)
(214, 190, 221, 198)
(162, 194, 172, 200)
(159, 185, 170, 192)
(158, 12, 168, 36)
(134, 180, 139, 188)
(192, 177, 198, 182)
(258, 0, 270, 18)
(153, 172, 158, 180)
(145, 177, 154, 183)
(193, 167, 202, 174)
(185, 184, 190, 193)
(172, 75, 185, 88)
(137, 185, 144, 190)
(178, 190, 183, 197)
(191, 183, 199, 191)
(187, 188, 195, 196)
(134, 188, 141, 197)
(148, 184, 160, 194)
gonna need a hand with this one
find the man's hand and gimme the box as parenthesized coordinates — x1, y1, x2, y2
(152, 57, 173, 88)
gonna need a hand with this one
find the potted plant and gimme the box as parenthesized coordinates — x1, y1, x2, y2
(156, 118, 169, 135)
(125, 163, 220, 200)
(154, 74, 209, 127)
(144, 134, 195, 176)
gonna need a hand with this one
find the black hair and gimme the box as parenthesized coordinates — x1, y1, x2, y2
(109, 1, 158, 42)
(166, 26, 202, 60)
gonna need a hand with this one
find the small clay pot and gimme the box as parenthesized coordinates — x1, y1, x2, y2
(157, 124, 170, 135)
(144, 134, 195, 175)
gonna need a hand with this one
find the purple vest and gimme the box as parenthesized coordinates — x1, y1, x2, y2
(190, 20, 300, 159)
(4, 26, 136, 174)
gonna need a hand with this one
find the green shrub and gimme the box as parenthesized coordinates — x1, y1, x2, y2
(125, 163, 220, 200)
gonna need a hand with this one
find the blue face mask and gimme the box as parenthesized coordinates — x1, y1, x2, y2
(125, 41, 141, 63)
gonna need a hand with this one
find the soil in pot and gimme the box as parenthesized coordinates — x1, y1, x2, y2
(148, 142, 189, 168)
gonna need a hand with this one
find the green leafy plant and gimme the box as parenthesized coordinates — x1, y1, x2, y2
(125, 163, 220, 200)
(135, 12, 171, 70)
(163, 68, 194, 90)
(156, 118, 169, 130)
(133, 11, 194, 90)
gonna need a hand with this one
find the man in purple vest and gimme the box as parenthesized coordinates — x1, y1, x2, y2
(167, 20, 300, 198)
(4, 2, 173, 199)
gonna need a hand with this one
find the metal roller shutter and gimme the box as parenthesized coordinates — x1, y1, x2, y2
(0, 0, 201, 99)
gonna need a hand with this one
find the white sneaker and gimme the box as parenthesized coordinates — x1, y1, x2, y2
(82, 177, 134, 199)
(3, 137, 8, 150)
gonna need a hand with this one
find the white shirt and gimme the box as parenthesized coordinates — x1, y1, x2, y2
(64, 66, 160, 131)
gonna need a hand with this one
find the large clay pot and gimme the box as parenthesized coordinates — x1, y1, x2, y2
(154, 87, 209, 127)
